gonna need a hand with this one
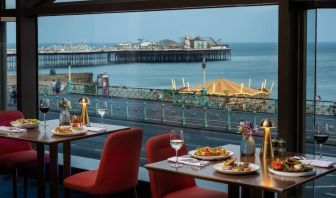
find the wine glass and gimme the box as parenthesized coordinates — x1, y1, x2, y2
(97, 101, 107, 125)
(40, 97, 50, 126)
(170, 129, 184, 168)
(314, 123, 329, 159)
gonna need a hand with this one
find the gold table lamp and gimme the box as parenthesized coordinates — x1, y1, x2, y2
(79, 97, 90, 126)
(259, 118, 275, 159)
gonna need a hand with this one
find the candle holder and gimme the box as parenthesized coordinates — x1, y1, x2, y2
(79, 97, 90, 126)
(259, 118, 275, 159)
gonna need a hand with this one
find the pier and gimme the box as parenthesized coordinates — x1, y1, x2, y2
(6, 48, 231, 70)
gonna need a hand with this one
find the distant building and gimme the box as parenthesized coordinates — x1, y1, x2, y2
(139, 40, 152, 48)
(184, 36, 191, 49)
(116, 42, 132, 49)
(189, 36, 229, 49)
(157, 39, 180, 49)
(193, 37, 208, 49)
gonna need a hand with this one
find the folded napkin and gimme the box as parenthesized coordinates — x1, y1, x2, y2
(0, 126, 27, 133)
(168, 157, 209, 167)
(83, 126, 106, 132)
(300, 159, 335, 168)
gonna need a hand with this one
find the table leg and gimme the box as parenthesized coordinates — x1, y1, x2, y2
(63, 142, 71, 198)
(36, 144, 45, 198)
(49, 144, 59, 198)
(263, 190, 275, 198)
(241, 187, 262, 198)
(228, 184, 239, 198)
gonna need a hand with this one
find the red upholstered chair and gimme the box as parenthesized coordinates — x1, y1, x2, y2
(64, 128, 143, 197)
(0, 110, 48, 198)
(146, 134, 228, 198)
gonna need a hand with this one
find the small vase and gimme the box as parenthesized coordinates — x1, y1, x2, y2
(59, 109, 71, 126)
(240, 135, 256, 156)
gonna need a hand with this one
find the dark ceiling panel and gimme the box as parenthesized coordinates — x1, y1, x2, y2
(26, 0, 278, 16)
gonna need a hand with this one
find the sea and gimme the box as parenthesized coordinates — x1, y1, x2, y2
(8, 42, 336, 101)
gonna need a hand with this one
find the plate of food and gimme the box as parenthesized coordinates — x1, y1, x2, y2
(213, 157, 260, 175)
(11, 119, 40, 129)
(189, 146, 234, 160)
(52, 126, 87, 136)
(268, 157, 316, 177)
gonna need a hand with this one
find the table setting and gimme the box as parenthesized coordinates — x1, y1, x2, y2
(165, 118, 335, 178)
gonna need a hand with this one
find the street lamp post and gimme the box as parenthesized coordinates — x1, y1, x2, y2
(201, 58, 207, 96)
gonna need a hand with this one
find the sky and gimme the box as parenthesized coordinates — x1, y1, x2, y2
(7, 6, 278, 44)
(5, 6, 336, 43)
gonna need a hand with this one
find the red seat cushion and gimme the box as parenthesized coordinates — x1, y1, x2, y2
(64, 170, 98, 194)
(0, 150, 49, 169)
(0, 111, 32, 155)
(163, 187, 228, 198)
(64, 128, 143, 195)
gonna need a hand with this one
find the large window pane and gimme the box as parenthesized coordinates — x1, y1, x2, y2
(5, 0, 15, 9)
(306, 9, 336, 198)
(38, 6, 278, 166)
(6, 22, 16, 109)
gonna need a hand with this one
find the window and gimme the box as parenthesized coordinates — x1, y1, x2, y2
(38, 6, 278, 165)
(305, 9, 336, 198)
(6, 22, 16, 109)
(5, 0, 15, 9)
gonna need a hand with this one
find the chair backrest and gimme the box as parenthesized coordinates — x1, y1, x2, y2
(146, 133, 196, 198)
(95, 128, 143, 193)
(0, 111, 32, 155)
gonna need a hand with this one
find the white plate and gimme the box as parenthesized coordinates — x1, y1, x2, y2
(52, 128, 87, 136)
(213, 162, 260, 175)
(268, 165, 316, 177)
(189, 149, 234, 160)
(11, 121, 40, 129)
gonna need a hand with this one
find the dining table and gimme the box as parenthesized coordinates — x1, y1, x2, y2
(145, 144, 336, 198)
(0, 119, 129, 198)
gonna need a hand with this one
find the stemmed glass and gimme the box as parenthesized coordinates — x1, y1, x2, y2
(40, 97, 50, 126)
(314, 123, 329, 159)
(170, 129, 184, 168)
(97, 101, 108, 125)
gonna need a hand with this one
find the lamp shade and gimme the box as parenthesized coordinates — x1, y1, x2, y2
(259, 118, 275, 128)
(79, 97, 90, 104)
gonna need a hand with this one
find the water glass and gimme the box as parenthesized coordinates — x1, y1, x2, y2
(170, 129, 184, 168)
(97, 101, 108, 125)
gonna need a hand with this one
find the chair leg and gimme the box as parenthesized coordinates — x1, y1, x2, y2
(12, 169, 18, 198)
(64, 187, 71, 198)
(132, 187, 138, 198)
(23, 169, 28, 197)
